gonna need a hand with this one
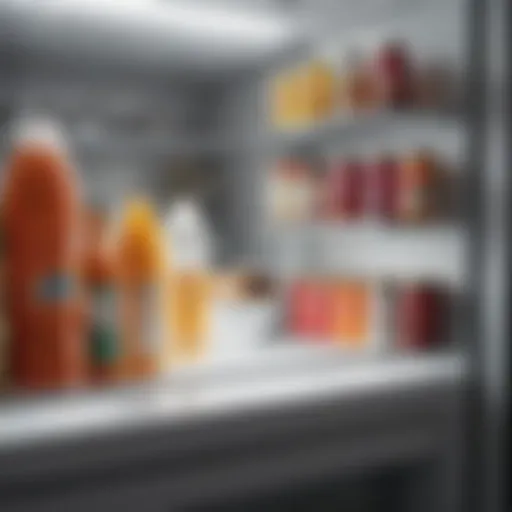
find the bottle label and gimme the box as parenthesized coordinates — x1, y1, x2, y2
(91, 285, 118, 365)
(36, 274, 75, 303)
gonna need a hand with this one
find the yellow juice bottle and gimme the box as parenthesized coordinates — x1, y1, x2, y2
(116, 198, 164, 380)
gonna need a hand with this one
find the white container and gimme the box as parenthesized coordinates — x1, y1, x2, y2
(208, 298, 278, 361)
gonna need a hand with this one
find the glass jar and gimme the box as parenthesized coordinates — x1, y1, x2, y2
(374, 41, 414, 108)
(397, 150, 439, 223)
(369, 154, 400, 222)
(288, 276, 334, 340)
(324, 157, 366, 220)
(344, 51, 380, 112)
(395, 282, 449, 350)
(331, 278, 374, 349)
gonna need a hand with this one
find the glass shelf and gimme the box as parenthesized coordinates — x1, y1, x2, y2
(269, 109, 462, 150)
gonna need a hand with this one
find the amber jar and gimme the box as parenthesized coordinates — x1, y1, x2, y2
(331, 279, 374, 349)
(395, 283, 448, 350)
(343, 51, 380, 111)
(397, 150, 440, 223)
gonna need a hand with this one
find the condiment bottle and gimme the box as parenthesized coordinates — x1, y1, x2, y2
(397, 150, 439, 223)
(375, 41, 414, 108)
(325, 157, 366, 220)
(395, 281, 448, 350)
(289, 275, 333, 340)
(343, 50, 379, 111)
(369, 154, 400, 222)
(3, 117, 86, 390)
(331, 278, 374, 349)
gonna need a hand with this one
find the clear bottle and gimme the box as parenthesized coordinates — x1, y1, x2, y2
(164, 197, 213, 366)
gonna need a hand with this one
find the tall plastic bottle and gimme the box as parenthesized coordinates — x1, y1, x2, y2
(164, 197, 213, 366)
(116, 197, 163, 380)
(3, 118, 86, 390)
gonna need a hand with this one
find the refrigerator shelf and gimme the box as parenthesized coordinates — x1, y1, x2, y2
(269, 109, 462, 150)
(0, 347, 467, 453)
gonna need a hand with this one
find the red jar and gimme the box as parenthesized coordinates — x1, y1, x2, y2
(396, 284, 448, 349)
(324, 159, 366, 219)
(375, 41, 414, 108)
(289, 279, 333, 339)
(370, 155, 399, 221)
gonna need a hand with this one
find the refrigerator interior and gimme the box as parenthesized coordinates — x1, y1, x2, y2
(0, 0, 478, 467)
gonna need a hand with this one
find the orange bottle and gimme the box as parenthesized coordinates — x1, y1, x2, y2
(116, 198, 163, 380)
(332, 280, 372, 348)
(3, 118, 86, 390)
(82, 207, 118, 384)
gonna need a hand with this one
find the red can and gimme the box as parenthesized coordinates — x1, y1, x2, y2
(289, 279, 333, 339)
(324, 159, 366, 219)
(370, 155, 399, 221)
(395, 284, 448, 349)
(375, 41, 414, 108)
